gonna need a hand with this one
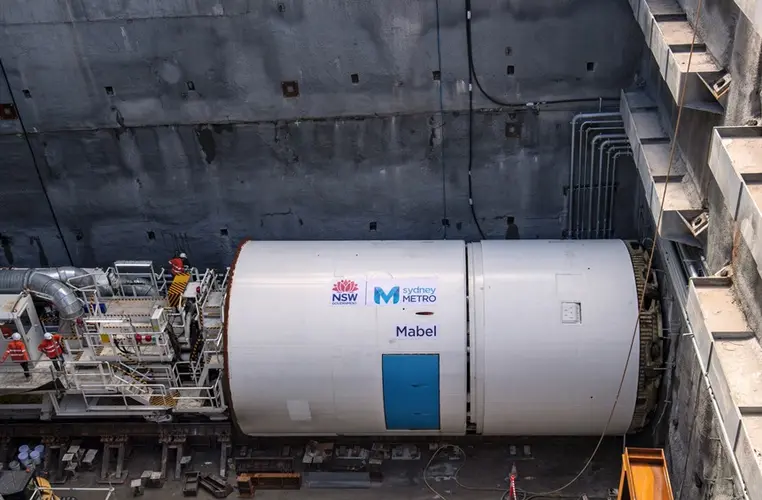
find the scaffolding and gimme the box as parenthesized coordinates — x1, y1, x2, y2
(0, 259, 228, 421)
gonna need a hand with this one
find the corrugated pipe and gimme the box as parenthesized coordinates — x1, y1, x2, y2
(39, 268, 155, 297)
(0, 269, 83, 320)
(33, 267, 95, 288)
(112, 278, 156, 297)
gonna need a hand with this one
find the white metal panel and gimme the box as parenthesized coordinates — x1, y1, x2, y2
(470, 240, 640, 436)
(226, 240, 468, 436)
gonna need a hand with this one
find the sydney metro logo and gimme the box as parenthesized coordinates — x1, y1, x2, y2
(332, 279, 360, 305)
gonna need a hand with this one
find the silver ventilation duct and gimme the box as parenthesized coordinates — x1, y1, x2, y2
(33, 267, 97, 291)
(0, 269, 83, 320)
(103, 276, 156, 297)
(37, 267, 155, 297)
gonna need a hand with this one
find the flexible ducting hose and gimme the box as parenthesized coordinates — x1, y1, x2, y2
(36, 267, 155, 297)
(33, 267, 95, 288)
(107, 277, 157, 297)
(0, 269, 83, 320)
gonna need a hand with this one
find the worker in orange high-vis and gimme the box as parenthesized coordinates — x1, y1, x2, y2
(1, 332, 30, 379)
(169, 253, 185, 277)
(38, 332, 65, 371)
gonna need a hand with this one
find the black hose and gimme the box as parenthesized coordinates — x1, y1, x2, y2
(463, 0, 619, 241)
(0, 57, 73, 265)
(464, 0, 618, 109)
(434, 0, 449, 239)
(464, 0, 486, 239)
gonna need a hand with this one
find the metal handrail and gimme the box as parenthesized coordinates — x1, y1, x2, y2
(34, 486, 115, 500)
(220, 267, 231, 291)
(68, 360, 120, 389)
(80, 379, 168, 397)
(198, 269, 216, 306)
(0, 359, 65, 386)
(115, 361, 152, 383)
(82, 331, 173, 362)
(172, 375, 225, 407)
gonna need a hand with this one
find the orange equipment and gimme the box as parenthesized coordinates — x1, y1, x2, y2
(617, 447, 673, 500)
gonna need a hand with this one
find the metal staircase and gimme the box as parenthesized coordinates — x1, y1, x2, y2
(33, 259, 228, 420)
(170, 268, 228, 414)
(65, 360, 175, 413)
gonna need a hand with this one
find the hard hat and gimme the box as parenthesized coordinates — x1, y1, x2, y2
(11, 333, 21, 340)
(44, 332, 53, 340)
(179, 252, 187, 259)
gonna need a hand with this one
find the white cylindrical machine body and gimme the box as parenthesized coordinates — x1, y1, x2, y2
(226, 240, 468, 436)
(226, 239, 642, 436)
(468, 239, 640, 435)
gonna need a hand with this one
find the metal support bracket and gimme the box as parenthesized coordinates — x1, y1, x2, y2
(159, 434, 187, 480)
(98, 435, 128, 484)
(218, 434, 231, 478)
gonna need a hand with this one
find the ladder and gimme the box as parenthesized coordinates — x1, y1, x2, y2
(617, 448, 673, 500)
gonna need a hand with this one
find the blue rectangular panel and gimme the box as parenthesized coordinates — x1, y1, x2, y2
(382, 354, 440, 430)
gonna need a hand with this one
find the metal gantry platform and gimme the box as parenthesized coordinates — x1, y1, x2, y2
(0, 261, 228, 422)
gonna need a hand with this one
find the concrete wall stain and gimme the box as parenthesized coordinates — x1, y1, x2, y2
(195, 125, 217, 164)
(0, 0, 642, 269)
(0, 234, 14, 265)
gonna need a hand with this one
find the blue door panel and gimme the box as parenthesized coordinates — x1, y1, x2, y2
(382, 354, 440, 430)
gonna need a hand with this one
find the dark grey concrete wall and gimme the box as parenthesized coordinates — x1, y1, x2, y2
(0, 0, 642, 267)
(667, 322, 742, 499)
(2, 110, 591, 268)
(641, 0, 762, 334)
(0, 0, 638, 128)
(635, 1, 762, 498)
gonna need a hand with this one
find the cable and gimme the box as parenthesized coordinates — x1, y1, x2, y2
(0, 57, 74, 265)
(464, 2, 486, 239)
(424, 444, 608, 500)
(435, 0, 448, 239)
(464, 0, 619, 109)
(463, 0, 618, 241)
(520, 0, 705, 498)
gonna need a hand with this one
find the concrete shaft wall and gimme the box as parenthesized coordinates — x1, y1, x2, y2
(637, 0, 762, 498)
(0, 0, 642, 267)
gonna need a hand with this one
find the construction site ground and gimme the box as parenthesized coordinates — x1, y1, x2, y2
(50, 437, 623, 500)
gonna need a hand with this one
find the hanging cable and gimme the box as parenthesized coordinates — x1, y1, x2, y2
(463, 0, 619, 241)
(0, 57, 73, 265)
(464, 0, 619, 109)
(521, 0, 704, 498)
(435, 0, 448, 239)
(465, 2, 486, 239)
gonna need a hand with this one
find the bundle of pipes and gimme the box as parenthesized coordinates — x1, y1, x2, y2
(568, 112, 633, 240)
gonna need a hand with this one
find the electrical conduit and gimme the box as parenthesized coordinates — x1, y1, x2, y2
(568, 112, 621, 237)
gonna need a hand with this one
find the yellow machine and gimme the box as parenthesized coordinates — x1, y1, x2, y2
(617, 448, 673, 500)
(0, 471, 73, 500)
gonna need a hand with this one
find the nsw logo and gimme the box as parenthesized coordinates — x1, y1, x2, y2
(374, 286, 400, 305)
(332, 279, 360, 305)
